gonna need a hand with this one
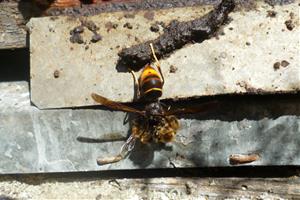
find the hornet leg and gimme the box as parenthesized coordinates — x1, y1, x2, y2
(128, 68, 141, 100)
(97, 135, 136, 165)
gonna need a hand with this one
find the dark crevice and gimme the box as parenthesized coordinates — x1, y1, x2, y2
(81, 0, 95, 5)
(1, 166, 299, 181)
(0, 48, 29, 82)
(66, 93, 300, 122)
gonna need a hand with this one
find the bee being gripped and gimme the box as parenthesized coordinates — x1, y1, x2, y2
(91, 43, 217, 165)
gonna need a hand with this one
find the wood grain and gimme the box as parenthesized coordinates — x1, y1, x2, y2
(0, 2, 27, 49)
(0, 176, 299, 199)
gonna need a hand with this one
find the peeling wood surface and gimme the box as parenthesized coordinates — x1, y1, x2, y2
(0, 81, 299, 173)
(0, 0, 297, 50)
(0, 0, 216, 50)
(0, 176, 299, 199)
(28, 2, 300, 109)
(0, 2, 31, 49)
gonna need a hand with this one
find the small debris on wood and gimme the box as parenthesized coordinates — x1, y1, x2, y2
(150, 24, 160, 32)
(236, 82, 266, 94)
(241, 185, 248, 190)
(81, 19, 99, 32)
(289, 12, 295, 19)
(267, 10, 277, 17)
(91, 33, 102, 43)
(123, 22, 133, 29)
(70, 33, 84, 44)
(105, 22, 118, 32)
(157, 21, 167, 29)
(69, 25, 85, 44)
(229, 154, 260, 165)
(185, 183, 192, 195)
(70, 25, 84, 34)
(70, 19, 102, 44)
(49, 27, 55, 33)
(108, 179, 122, 191)
(134, 37, 141, 43)
(118, 0, 235, 70)
(284, 19, 295, 31)
(284, 12, 296, 31)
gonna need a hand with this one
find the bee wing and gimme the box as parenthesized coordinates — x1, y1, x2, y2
(91, 93, 145, 116)
(165, 100, 219, 116)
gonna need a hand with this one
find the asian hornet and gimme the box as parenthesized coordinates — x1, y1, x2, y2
(91, 43, 217, 165)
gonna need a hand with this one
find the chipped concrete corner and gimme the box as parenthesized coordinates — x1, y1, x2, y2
(28, 1, 299, 109)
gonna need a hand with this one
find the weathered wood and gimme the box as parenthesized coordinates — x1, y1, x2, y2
(0, 176, 299, 199)
(0, 0, 216, 50)
(0, 2, 33, 49)
(28, 1, 300, 109)
(0, 81, 299, 173)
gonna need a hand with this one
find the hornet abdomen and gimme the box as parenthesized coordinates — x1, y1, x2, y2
(139, 65, 163, 101)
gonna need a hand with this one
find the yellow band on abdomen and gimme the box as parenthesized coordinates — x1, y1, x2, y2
(140, 65, 160, 83)
(143, 87, 162, 95)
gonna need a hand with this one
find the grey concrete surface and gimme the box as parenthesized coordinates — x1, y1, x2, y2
(0, 81, 299, 173)
(28, 2, 299, 109)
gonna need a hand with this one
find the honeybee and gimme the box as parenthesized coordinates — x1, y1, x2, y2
(92, 43, 217, 165)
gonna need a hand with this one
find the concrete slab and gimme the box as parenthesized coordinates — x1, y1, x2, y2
(28, 1, 300, 109)
(0, 81, 299, 173)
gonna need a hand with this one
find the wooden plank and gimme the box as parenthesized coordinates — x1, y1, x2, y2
(0, 2, 33, 49)
(0, 81, 299, 173)
(28, 1, 300, 109)
(0, 0, 297, 50)
(0, 0, 216, 50)
(0, 176, 299, 199)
